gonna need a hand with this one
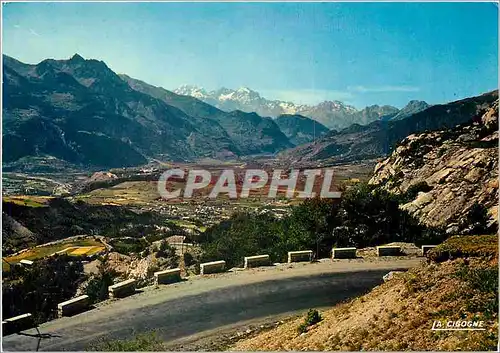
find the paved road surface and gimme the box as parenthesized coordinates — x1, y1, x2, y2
(2, 259, 421, 351)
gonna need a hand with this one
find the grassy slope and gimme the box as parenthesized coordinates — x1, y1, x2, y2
(2, 196, 51, 208)
(233, 235, 498, 351)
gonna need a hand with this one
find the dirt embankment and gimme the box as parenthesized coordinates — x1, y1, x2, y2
(233, 235, 498, 351)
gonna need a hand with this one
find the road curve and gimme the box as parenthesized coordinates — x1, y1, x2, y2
(2, 258, 421, 351)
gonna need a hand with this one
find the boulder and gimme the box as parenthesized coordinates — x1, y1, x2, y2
(383, 271, 403, 282)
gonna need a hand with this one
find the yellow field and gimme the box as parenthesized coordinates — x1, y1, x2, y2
(74, 181, 160, 206)
(68, 246, 105, 256)
(3, 195, 52, 208)
(3, 239, 106, 272)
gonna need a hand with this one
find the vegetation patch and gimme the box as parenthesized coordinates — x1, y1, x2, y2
(2, 196, 50, 208)
(84, 255, 117, 304)
(3, 238, 105, 271)
(197, 182, 448, 268)
(2, 197, 167, 253)
(297, 309, 323, 334)
(109, 238, 149, 256)
(68, 246, 106, 256)
(427, 235, 498, 262)
(169, 219, 206, 232)
(3, 254, 85, 324)
(88, 332, 165, 351)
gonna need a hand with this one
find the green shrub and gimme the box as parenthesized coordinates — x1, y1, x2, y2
(198, 182, 451, 266)
(155, 240, 179, 268)
(183, 252, 195, 267)
(455, 265, 498, 293)
(200, 213, 284, 267)
(110, 238, 149, 255)
(297, 309, 322, 333)
(141, 247, 150, 258)
(2, 254, 85, 324)
(334, 183, 422, 247)
(454, 263, 498, 318)
(85, 274, 114, 304)
(427, 235, 498, 262)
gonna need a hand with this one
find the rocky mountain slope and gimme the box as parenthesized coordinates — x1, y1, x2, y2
(174, 85, 412, 130)
(280, 90, 498, 166)
(274, 114, 329, 145)
(120, 75, 293, 154)
(390, 100, 430, 121)
(369, 99, 499, 234)
(2, 55, 292, 169)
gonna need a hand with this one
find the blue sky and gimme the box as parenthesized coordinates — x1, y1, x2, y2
(2, 2, 498, 108)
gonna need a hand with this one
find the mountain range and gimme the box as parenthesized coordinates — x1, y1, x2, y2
(174, 85, 430, 130)
(3, 54, 297, 168)
(279, 90, 499, 165)
(3, 53, 494, 170)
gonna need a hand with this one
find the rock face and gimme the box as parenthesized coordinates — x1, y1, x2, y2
(97, 251, 176, 287)
(369, 100, 498, 233)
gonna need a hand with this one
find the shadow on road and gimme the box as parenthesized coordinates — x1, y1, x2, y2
(7, 268, 404, 351)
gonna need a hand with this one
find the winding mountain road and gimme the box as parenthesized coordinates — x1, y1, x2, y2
(2, 258, 421, 351)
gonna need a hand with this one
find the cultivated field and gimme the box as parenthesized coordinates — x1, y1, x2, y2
(3, 238, 106, 271)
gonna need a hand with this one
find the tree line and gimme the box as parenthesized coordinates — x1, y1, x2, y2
(193, 182, 491, 268)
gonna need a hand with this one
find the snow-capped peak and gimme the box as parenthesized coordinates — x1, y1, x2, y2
(174, 85, 208, 99)
(173, 84, 398, 130)
(237, 87, 252, 93)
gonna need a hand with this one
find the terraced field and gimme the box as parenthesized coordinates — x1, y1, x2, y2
(2, 196, 52, 208)
(2, 238, 106, 271)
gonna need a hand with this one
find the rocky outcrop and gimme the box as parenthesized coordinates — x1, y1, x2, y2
(88, 171, 118, 183)
(369, 100, 498, 233)
(101, 248, 179, 287)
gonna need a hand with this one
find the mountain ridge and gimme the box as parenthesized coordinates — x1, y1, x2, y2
(174, 85, 429, 130)
(274, 114, 330, 145)
(2, 54, 295, 168)
(279, 90, 499, 166)
(119, 74, 294, 155)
